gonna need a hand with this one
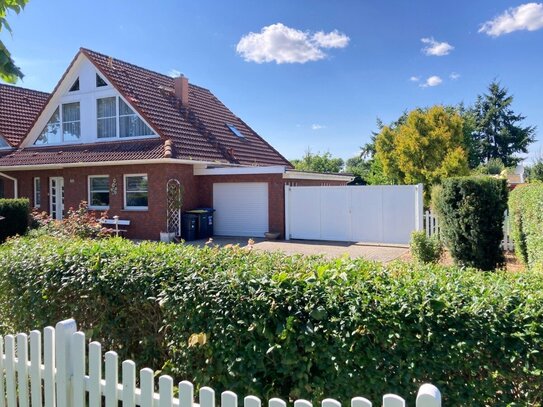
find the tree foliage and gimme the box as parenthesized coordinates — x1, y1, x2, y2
(469, 81, 536, 167)
(291, 150, 344, 173)
(375, 106, 469, 192)
(0, 0, 28, 83)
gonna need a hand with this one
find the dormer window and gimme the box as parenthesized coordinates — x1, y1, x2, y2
(69, 78, 80, 92)
(96, 74, 107, 87)
(35, 103, 81, 145)
(97, 96, 153, 139)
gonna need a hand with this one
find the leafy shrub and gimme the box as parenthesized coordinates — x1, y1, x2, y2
(409, 231, 443, 264)
(509, 183, 543, 270)
(31, 201, 112, 239)
(432, 176, 508, 270)
(0, 198, 30, 242)
(1, 236, 543, 405)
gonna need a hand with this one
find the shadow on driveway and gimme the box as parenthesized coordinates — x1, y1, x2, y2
(183, 237, 408, 263)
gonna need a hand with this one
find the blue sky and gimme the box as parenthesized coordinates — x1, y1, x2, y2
(4, 1, 543, 162)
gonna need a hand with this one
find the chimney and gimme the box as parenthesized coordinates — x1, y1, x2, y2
(174, 75, 189, 106)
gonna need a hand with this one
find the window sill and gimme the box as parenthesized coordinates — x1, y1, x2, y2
(121, 208, 148, 212)
(88, 206, 110, 211)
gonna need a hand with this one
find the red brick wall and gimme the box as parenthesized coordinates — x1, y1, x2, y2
(2, 165, 347, 240)
(2, 164, 198, 240)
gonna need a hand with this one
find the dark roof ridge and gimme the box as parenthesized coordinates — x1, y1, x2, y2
(80, 47, 213, 90)
(0, 83, 50, 96)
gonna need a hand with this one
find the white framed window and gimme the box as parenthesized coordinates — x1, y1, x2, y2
(96, 96, 154, 139)
(35, 102, 81, 145)
(34, 177, 41, 208)
(88, 176, 110, 209)
(124, 174, 148, 210)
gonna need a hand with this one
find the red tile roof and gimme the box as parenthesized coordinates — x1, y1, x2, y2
(0, 48, 293, 168)
(0, 84, 49, 147)
(0, 139, 165, 166)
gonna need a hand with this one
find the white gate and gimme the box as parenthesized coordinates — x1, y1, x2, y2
(285, 185, 423, 245)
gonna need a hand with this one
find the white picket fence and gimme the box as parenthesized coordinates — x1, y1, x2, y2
(424, 210, 514, 251)
(0, 319, 442, 407)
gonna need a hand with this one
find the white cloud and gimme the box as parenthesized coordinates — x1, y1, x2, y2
(168, 69, 181, 78)
(450, 72, 461, 80)
(311, 124, 326, 130)
(410, 76, 420, 82)
(420, 75, 443, 88)
(312, 30, 350, 48)
(236, 23, 350, 64)
(479, 3, 543, 36)
(421, 37, 454, 56)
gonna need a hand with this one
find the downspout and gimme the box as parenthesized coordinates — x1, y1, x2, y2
(0, 172, 18, 198)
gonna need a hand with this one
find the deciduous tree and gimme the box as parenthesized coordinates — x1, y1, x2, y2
(375, 106, 469, 195)
(0, 0, 28, 83)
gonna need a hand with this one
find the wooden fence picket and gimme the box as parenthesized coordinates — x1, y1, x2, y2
(383, 394, 405, 407)
(88, 342, 102, 407)
(30, 330, 42, 407)
(16, 333, 29, 407)
(0, 319, 442, 407)
(4, 335, 16, 407)
(351, 396, 372, 407)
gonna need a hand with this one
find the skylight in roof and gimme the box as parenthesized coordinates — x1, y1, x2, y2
(226, 124, 244, 138)
(0, 135, 9, 148)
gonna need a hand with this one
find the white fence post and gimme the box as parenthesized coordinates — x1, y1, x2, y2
(55, 319, 77, 407)
(416, 383, 441, 407)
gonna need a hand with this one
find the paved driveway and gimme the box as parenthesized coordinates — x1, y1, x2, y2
(185, 237, 408, 263)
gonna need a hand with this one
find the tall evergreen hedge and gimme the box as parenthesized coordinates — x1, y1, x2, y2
(1, 236, 543, 405)
(0, 198, 30, 242)
(432, 177, 508, 270)
(509, 182, 543, 271)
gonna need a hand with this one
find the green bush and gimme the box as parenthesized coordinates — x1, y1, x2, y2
(0, 198, 30, 242)
(509, 183, 543, 271)
(432, 177, 508, 270)
(409, 231, 443, 264)
(1, 236, 543, 405)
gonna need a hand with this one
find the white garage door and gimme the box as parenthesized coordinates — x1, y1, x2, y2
(213, 183, 269, 237)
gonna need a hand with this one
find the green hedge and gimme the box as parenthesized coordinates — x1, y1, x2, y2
(432, 177, 508, 270)
(1, 236, 543, 405)
(509, 183, 543, 271)
(0, 198, 30, 242)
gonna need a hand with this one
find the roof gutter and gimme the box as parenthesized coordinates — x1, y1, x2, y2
(0, 158, 240, 172)
(0, 171, 18, 198)
(283, 170, 354, 182)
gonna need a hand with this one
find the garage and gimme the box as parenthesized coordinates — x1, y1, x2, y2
(213, 182, 269, 237)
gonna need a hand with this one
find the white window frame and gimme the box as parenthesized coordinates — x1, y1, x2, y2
(35, 102, 81, 145)
(124, 174, 148, 211)
(88, 175, 110, 210)
(96, 96, 155, 140)
(33, 177, 41, 208)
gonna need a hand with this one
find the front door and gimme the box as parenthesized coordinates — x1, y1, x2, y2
(49, 177, 64, 220)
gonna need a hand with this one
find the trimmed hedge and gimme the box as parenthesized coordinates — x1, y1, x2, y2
(0, 198, 30, 242)
(1, 236, 543, 405)
(432, 177, 508, 270)
(509, 183, 543, 271)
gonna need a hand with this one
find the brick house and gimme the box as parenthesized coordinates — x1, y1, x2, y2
(0, 48, 351, 240)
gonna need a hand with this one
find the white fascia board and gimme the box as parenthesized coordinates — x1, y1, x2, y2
(0, 158, 225, 172)
(194, 165, 287, 176)
(283, 170, 354, 182)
